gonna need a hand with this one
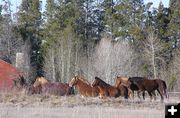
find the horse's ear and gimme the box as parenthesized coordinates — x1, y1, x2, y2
(74, 76, 78, 80)
(95, 76, 98, 80)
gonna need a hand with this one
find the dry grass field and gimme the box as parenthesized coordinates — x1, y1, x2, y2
(0, 91, 179, 118)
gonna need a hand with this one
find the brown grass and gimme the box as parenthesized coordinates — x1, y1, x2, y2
(0, 90, 179, 118)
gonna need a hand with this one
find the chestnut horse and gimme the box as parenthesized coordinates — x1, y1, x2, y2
(92, 77, 128, 99)
(69, 75, 99, 97)
(128, 77, 168, 101)
(32, 77, 74, 96)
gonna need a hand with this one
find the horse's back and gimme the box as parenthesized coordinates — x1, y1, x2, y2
(42, 82, 73, 96)
(129, 77, 144, 81)
(116, 77, 129, 86)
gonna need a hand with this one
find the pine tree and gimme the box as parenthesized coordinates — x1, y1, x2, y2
(0, 0, 18, 62)
(75, 0, 104, 41)
(102, 0, 145, 40)
(18, 0, 42, 81)
(167, 0, 180, 48)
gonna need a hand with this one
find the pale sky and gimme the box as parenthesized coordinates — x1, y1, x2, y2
(1, 0, 170, 14)
(144, 0, 169, 8)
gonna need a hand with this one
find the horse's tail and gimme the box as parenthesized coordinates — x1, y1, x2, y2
(162, 80, 168, 99)
(159, 80, 168, 99)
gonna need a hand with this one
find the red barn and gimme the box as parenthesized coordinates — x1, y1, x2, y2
(0, 59, 22, 90)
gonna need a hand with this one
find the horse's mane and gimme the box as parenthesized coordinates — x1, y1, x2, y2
(76, 75, 91, 85)
(129, 77, 144, 80)
(95, 77, 110, 86)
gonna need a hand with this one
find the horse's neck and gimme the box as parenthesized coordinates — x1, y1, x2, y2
(100, 80, 110, 87)
(42, 80, 49, 85)
(76, 79, 90, 89)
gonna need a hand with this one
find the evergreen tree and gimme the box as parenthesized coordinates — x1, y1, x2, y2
(0, 0, 17, 61)
(75, 0, 104, 41)
(18, 0, 42, 80)
(167, 0, 180, 48)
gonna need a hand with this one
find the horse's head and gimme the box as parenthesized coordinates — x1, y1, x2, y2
(33, 77, 48, 88)
(114, 76, 122, 87)
(92, 77, 101, 87)
(69, 76, 78, 87)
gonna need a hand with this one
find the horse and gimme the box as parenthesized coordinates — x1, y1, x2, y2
(69, 75, 99, 97)
(114, 76, 133, 98)
(32, 77, 74, 96)
(128, 77, 168, 101)
(126, 77, 146, 99)
(26, 84, 42, 95)
(92, 77, 128, 99)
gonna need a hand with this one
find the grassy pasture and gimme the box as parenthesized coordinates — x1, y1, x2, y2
(0, 91, 179, 118)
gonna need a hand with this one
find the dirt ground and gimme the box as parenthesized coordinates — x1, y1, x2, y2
(0, 91, 179, 118)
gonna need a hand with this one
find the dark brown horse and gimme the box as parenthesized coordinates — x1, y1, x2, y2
(69, 75, 99, 97)
(126, 77, 146, 99)
(92, 77, 128, 99)
(32, 77, 74, 96)
(128, 77, 168, 101)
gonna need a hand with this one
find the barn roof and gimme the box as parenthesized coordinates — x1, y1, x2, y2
(0, 59, 22, 90)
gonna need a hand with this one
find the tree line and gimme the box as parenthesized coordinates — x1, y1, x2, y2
(0, 0, 179, 91)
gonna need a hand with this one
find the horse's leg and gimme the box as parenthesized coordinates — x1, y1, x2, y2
(129, 89, 133, 99)
(142, 91, 145, 100)
(148, 91, 153, 102)
(165, 89, 169, 99)
(137, 91, 141, 100)
(118, 86, 126, 99)
(132, 91, 135, 100)
(123, 86, 128, 99)
(162, 84, 168, 99)
(151, 91, 156, 100)
(157, 88, 164, 102)
(164, 86, 168, 99)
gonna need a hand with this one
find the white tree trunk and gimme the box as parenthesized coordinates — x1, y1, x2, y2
(51, 49, 56, 81)
(67, 36, 72, 82)
(61, 42, 64, 82)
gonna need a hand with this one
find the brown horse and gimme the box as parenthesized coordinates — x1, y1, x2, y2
(69, 75, 99, 97)
(92, 77, 128, 99)
(26, 84, 42, 95)
(32, 77, 74, 96)
(128, 77, 168, 101)
(114, 76, 133, 98)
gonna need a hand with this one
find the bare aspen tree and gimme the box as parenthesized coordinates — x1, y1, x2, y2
(171, 49, 180, 91)
(51, 49, 56, 81)
(43, 47, 55, 81)
(93, 38, 136, 84)
(60, 41, 65, 82)
(143, 31, 164, 78)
